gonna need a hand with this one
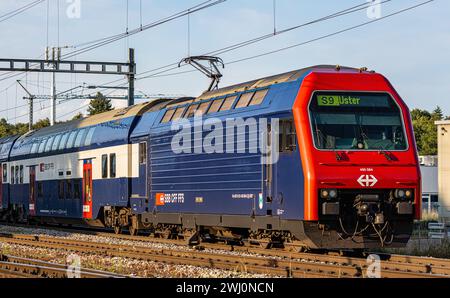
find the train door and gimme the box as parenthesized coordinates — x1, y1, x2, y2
(139, 142, 148, 197)
(273, 118, 303, 219)
(82, 160, 93, 219)
(29, 166, 36, 216)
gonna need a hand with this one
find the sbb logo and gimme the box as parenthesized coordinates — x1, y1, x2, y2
(156, 193, 165, 206)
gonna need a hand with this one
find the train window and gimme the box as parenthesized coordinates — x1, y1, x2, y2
(101, 154, 108, 178)
(59, 132, 70, 150)
(73, 180, 81, 200)
(10, 166, 14, 184)
(207, 99, 224, 114)
(235, 92, 254, 109)
(110, 153, 116, 178)
(38, 138, 47, 153)
(66, 131, 78, 149)
(249, 89, 268, 106)
(161, 109, 176, 123)
(52, 134, 62, 151)
(220, 96, 237, 112)
(84, 127, 96, 146)
(37, 182, 43, 198)
(171, 107, 186, 121)
(279, 119, 297, 152)
(31, 141, 39, 154)
(185, 104, 200, 118)
(310, 92, 407, 151)
(74, 129, 86, 148)
(58, 180, 65, 200)
(196, 102, 211, 116)
(2, 164, 7, 182)
(14, 166, 19, 185)
(19, 165, 23, 184)
(45, 136, 55, 152)
(139, 142, 147, 164)
(66, 180, 73, 199)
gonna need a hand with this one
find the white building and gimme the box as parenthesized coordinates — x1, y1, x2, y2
(436, 121, 450, 221)
(420, 161, 438, 214)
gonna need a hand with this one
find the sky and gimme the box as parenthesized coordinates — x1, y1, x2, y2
(0, 0, 449, 123)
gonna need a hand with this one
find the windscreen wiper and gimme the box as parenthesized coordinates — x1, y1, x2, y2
(378, 147, 393, 161)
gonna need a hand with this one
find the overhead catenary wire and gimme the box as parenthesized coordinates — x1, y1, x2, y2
(134, 0, 393, 80)
(0, 0, 44, 24)
(62, 0, 227, 59)
(226, 0, 434, 66)
(41, 0, 418, 99)
(0, 0, 227, 85)
(134, 0, 433, 82)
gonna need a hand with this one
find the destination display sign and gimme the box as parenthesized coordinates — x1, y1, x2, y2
(316, 94, 390, 108)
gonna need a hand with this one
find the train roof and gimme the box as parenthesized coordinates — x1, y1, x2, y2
(0, 135, 19, 161)
(8, 100, 178, 159)
(195, 65, 369, 101)
(8, 65, 373, 158)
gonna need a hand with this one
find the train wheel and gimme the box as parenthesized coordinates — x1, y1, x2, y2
(128, 215, 139, 236)
(114, 225, 122, 235)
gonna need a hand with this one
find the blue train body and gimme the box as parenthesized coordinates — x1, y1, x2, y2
(0, 66, 419, 249)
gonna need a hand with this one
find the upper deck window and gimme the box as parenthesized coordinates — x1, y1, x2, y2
(31, 141, 39, 154)
(84, 127, 96, 146)
(74, 129, 86, 148)
(52, 134, 62, 151)
(38, 139, 47, 153)
(45, 136, 55, 152)
(66, 131, 78, 149)
(59, 132, 70, 150)
(309, 92, 408, 151)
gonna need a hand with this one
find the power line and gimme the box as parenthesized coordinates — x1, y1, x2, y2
(0, 0, 44, 24)
(62, 0, 227, 59)
(135, 0, 434, 82)
(35, 0, 394, 95)
(134, 0, 391, 80)
(226, 0, 434, 65)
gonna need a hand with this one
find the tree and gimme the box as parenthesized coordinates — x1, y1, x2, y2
(411, 107, 442, 155)
(0, 118, 14, 138)
(72, 112, 84, 120)
(432, 106, 444, 121)
(87, 92, 113, 116)
(33, 118, 50, 130)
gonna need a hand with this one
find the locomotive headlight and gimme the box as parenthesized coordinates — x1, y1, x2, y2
(329, 189, 338, 199)
(320, 189, 337, 199)
(394, 189, 413, 199)
(405, 189, 413, 198)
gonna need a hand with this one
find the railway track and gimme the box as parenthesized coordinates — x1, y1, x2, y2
(0, 254, 126, 278)
(0, 231, 448, 278)
(41, 226, 450, 277)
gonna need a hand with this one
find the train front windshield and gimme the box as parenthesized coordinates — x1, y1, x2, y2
(309, 92, 408, 151)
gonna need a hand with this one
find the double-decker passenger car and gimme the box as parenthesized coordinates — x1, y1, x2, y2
(0, 65, 421, 250)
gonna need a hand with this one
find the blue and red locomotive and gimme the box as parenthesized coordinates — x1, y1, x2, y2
(0, 65, 421, 250)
